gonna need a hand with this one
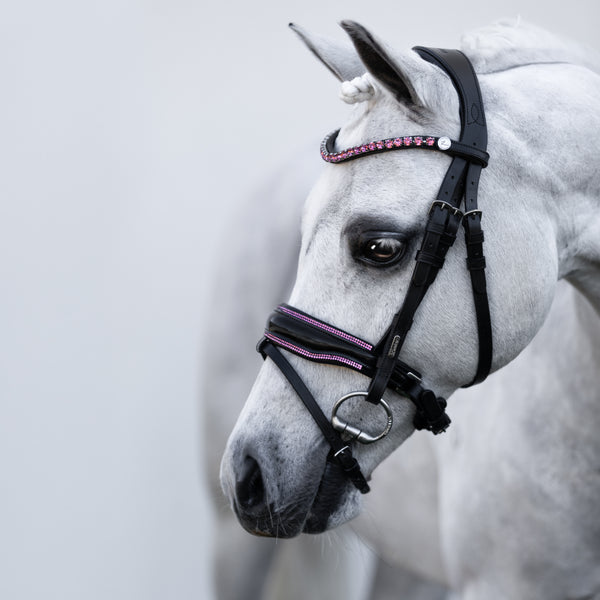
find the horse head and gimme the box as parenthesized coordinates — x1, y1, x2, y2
(220, 20, 596, 538)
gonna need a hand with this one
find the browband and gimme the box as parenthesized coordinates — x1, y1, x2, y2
(320, 130, 489, 167)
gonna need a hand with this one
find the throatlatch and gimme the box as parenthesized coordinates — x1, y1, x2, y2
(258, 47, 492, 494)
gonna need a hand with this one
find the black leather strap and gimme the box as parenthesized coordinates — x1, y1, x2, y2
(447, 140, 489, 167)
(462, 211, 493, 385)
(365, 200, 462, 405)
(259, 340, 370, 493)
(415, 47, 493, 385)
(413, 47, 487, 150)
(363, 48, 492, 415)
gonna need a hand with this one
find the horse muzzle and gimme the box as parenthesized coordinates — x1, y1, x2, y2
(223, 438, 356, 538)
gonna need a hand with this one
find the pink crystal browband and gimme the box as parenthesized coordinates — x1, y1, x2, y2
(320, 129, 489, 167)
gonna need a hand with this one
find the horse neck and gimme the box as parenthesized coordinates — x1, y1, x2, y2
(548, 282, 600, 443)
(496, 62, 600, 317)
(562, 221, 600, 318)
(555, 161, 600, 315)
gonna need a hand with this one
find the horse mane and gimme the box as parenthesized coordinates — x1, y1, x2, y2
(460, 19, 600, 75)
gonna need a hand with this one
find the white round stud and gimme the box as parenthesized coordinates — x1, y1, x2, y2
(437, 136, 452, 151)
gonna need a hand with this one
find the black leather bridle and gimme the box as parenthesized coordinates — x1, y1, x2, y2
(257, 48, 492, 494)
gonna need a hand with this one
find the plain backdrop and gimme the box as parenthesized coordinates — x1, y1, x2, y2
(0, 1, 598, 599)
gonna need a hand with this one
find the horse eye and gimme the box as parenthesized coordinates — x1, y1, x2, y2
(355, 233, 406, 267)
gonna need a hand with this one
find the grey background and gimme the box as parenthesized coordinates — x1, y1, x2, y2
(0, 1, 597, 599)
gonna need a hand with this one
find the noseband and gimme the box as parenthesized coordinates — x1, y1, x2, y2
(257, 48, 492, 494)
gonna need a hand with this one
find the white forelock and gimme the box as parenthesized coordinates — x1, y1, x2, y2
(339, 73, 376, 104)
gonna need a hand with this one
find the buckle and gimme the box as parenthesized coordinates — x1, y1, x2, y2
(463, 209, 482, 221)
(430, 200, 463, 217)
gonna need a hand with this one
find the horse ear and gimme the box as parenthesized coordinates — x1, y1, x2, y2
(340, 20, 430, 108)
(289, 23, 366, 82)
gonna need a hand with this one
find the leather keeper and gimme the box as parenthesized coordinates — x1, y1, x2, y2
(466, 255, 487, 270)
(416, 250, 445, 269)
(465, 231, 485, 244)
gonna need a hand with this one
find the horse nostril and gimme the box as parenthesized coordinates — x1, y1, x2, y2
(236, 456, 266, 512)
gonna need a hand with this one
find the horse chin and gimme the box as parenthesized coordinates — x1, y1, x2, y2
(303, 456, 359, 534)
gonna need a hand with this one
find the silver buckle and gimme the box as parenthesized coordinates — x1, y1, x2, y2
(430, 200, 463, 217)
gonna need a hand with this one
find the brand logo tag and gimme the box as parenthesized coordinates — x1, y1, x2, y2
(388, 335, 401, 357)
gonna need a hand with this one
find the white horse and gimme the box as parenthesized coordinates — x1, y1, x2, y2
(203, 148, 448, 598)
(219, 19, 600, 599)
